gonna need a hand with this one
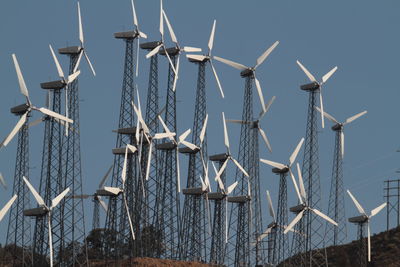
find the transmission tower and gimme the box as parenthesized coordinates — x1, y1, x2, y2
(154, 49, 181, 259)
(325, 125, 346, 246)
(103, 31, 138, 261)
(383, 179, 400, 230)
(179, 59, 208, 262)
(267, 169, 289, 266)
(5, 104, 32, 266)
(291, 83, 326, 266)
(31, 83, 65, 266)
(348, 216, 367, 267)
(57, 45, 88, 266)
(209, 155, 229, 265)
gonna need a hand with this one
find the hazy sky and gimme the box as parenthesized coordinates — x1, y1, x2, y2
(0, 0, 399, 246)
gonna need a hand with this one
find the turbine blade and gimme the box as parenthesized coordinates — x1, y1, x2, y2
(226, 119, 251, 125)
(48, 216, 54, 267)
(172, 55, 180, 92)
(259, 127, 272, 153)
(67, 70, 81, 84)
(131, 0, 138, 27)
(319, 89, 325, 128)
(296, 60, 316, 82)
(51, 188, 70, 209)
(103, 186, 122, 195)
(178, 129, 191, 143)
(208, 20, 216, 53)
(213, 56, 248, 71)
(186, 54, 207, 61)
(370, 202, 387, 217)
(183, 46, 202, 53)
(123, 193, 136, 240)
(23, 176, 45, 206)
(121, 147, 128, 184)
(341, 131, 344, 158)
(254, 76, 266, 113)
(49, 44, 65, 80)
(199, 114, 208, 145)
(158, 115, 172, 136)
(260, 159, 286, 170)
(284, 209, 305, 234)
(163, 45, 178, 77)
(311, 208, 338, 226)
(315, 106, 339, 124)
(322, 66, 338, 84)
(98, 196, 108, 212)
(210, 59, 224, 98)
(153, 132, 176, 139)
(77, 1, 84, 44)
(367, 222, 371, 262)
(289, 137, 305, 167)
(159, 0, 163, 36)
(162, 10, 177, 44)
(255, 41, 279, 69)
(259, 96, 276, 120)
(11, 54, 30, 100)
(176, 150, 181, 192)
(0, 173, 7, 189)
(231, 158, 249, 177)
(215, 159, 228, 188)
(0, 195, 17, 222)
(1, 112, 28, 147)
(145, 142, 153, 181)
(222, 112, 230, 151)
(297, 163, 307, 203)
(257, 227, 273, 242)
(226, 181, 238, 195)
(266, 190, 276, 221)
(181, 140, 199, 151)
(99, 165, 113, 188)
(347, 190, 367, 215)
(146, 44, 162, 58)
(38, 107, 73, 124)
(289, 169, 303, 204)
(215, 175, 225, 192)
(73, 50, 84, 74)
(344, 111, 367, 125)
(84, 51, 96, 76)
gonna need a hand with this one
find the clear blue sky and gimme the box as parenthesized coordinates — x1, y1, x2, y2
(0, 0, 399, 246)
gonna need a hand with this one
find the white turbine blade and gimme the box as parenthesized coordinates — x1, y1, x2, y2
(370, 202, 387, 217)
(123, 193, 136, 240)
(0, 195, 17, 222)
(0, 173, 7, 189)
(48, 216, 54, 267)
(176, 150, 181, 192)
(11, 54, 30, 100)
(182, 47, 202, 53)
(153, 132, 176, 140)
(146, 44, 162, 58)
(99, 165, 113, 188)
(131, 0, 138, 27)
(266, 190, 276, 221)
(347, 190, 367, 215)
(73, 50, 84, 74)
(210, 59, 224, 98)
(289, 138, 305, 167)
(213, 56, 248, 71)
(67, 70, 81, 84)
(200, 175, 207, 191)
(178, 129, 191, 144)
(159, 0, 163, 36)
(322, 66, 338, 84)
(226, 181, 238, 195)
(259, 96, 276, 120)
(77, 1, 84, 44)
(84, 51, 96, 76)
(208, 20, 216, 53)
(158, 115, 172, 135)
(38, 107, 73, 124)
(181, 140, 199, 151)
(284, 209, 305, 234)
(257, 227, 273, 242)
(215, 176, 225, 192)
(199, 114, 208, 145)
(231, 158, 249, 177)
(49, 44, 65, 80)
(255, 41, 279, 69)
(1, 112, 28, 147)
(315, 106, 339, 124)
(226, 119, 250, 125)
(254, 76, 266, 113)
(145, 143, 153, 181)
(162, 10, 178, 44)
(163, 45, 178, 77)
(296, 60, 316, 82)
(103, 187, 122, 195)
(341, 131, 345, 158)
(259, 127, 272, 153)
(136, 40, 140, 77)
(186, 54, 207, 61)
(23, 176, 45, 206)
(311, 208, 338, 226)
(319, 89, 325, 128)
(138, 31, 147, 38)
(172, 55, 180, 92)
(133, 102, 149, 133)
(121, 147, 128, 185)
(296, 163, 307, 202)
(203, 160, 211, 190)
(211, 161, 218, 176)
(225, 199, 228, 243)
(289, 170, 303, 204)
(260, 159, 286, 170)
(51, 188, 70, 209)
(367, 222, 371, 262)
(344, 111, 367, 125)
(222, 112, 230, 151)
(215, 159, 228, 186)
(98, 196, 108, 212)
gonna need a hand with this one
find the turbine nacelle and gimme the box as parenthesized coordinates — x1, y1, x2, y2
(300, 81, 320, 91)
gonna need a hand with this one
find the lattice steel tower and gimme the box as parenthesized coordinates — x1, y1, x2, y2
(103, 31, 138, 260)
(291, 83, 326, 266)
(348, 216, 367, 267)
(154, 49, 181, 259)
(5, 104, 32, 267)
(179, 58, 208, 262)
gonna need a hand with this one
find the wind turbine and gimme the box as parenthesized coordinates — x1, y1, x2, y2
(284, 163, 338, 234)
(316, 107, 367, 157)
(0, 195, 17, 222)
(145, 0, 179, 76)
(228, 96, 276, 152)
(214, 41, 279, 112)
(260, 137, 305, 201)
(296, 60, 337, 128)
(159, 8, 202, 92)
(23, 177, 69, 267)
(157, 115, 198, 192)
(0, 173, 7, 190)
(186, 20, 224, 98)
(0, 54, 73, 148)
(347, 190, 387, 262)
(73, 1, 96, 76)
(98, 145, 138, 241)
